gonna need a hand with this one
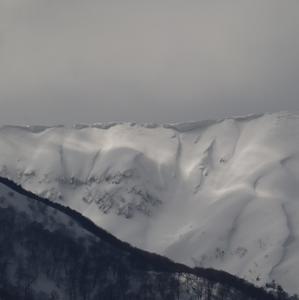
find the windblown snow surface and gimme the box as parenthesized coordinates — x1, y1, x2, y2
(1, 111, 299, 294)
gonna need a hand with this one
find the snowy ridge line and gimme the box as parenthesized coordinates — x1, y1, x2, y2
(0, 112, 273, 133)
(0, 176, 284, 300)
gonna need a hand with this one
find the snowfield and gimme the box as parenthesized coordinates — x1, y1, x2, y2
(1, 111, 299, 294)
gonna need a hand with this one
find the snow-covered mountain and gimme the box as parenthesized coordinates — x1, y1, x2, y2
(1, 111, 299, 294)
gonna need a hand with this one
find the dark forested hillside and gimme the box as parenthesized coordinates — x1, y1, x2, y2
(0, 177, 295, 300)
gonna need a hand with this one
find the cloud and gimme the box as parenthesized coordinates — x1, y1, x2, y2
(0, 0, 299, 124)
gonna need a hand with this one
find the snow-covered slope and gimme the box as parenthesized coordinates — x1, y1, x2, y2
(1, 111, 299, 294)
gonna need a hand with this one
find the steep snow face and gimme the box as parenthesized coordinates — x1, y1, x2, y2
(1, 112, 299, 294)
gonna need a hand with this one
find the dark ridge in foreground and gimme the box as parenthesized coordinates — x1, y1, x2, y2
(0, 176, 295, 300)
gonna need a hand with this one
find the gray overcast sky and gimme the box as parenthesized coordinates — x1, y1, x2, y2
(0, 0, 299, 125)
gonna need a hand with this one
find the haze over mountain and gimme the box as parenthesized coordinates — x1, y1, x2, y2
(1, 111, 299, 294)
(1, 1, 299, 124)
